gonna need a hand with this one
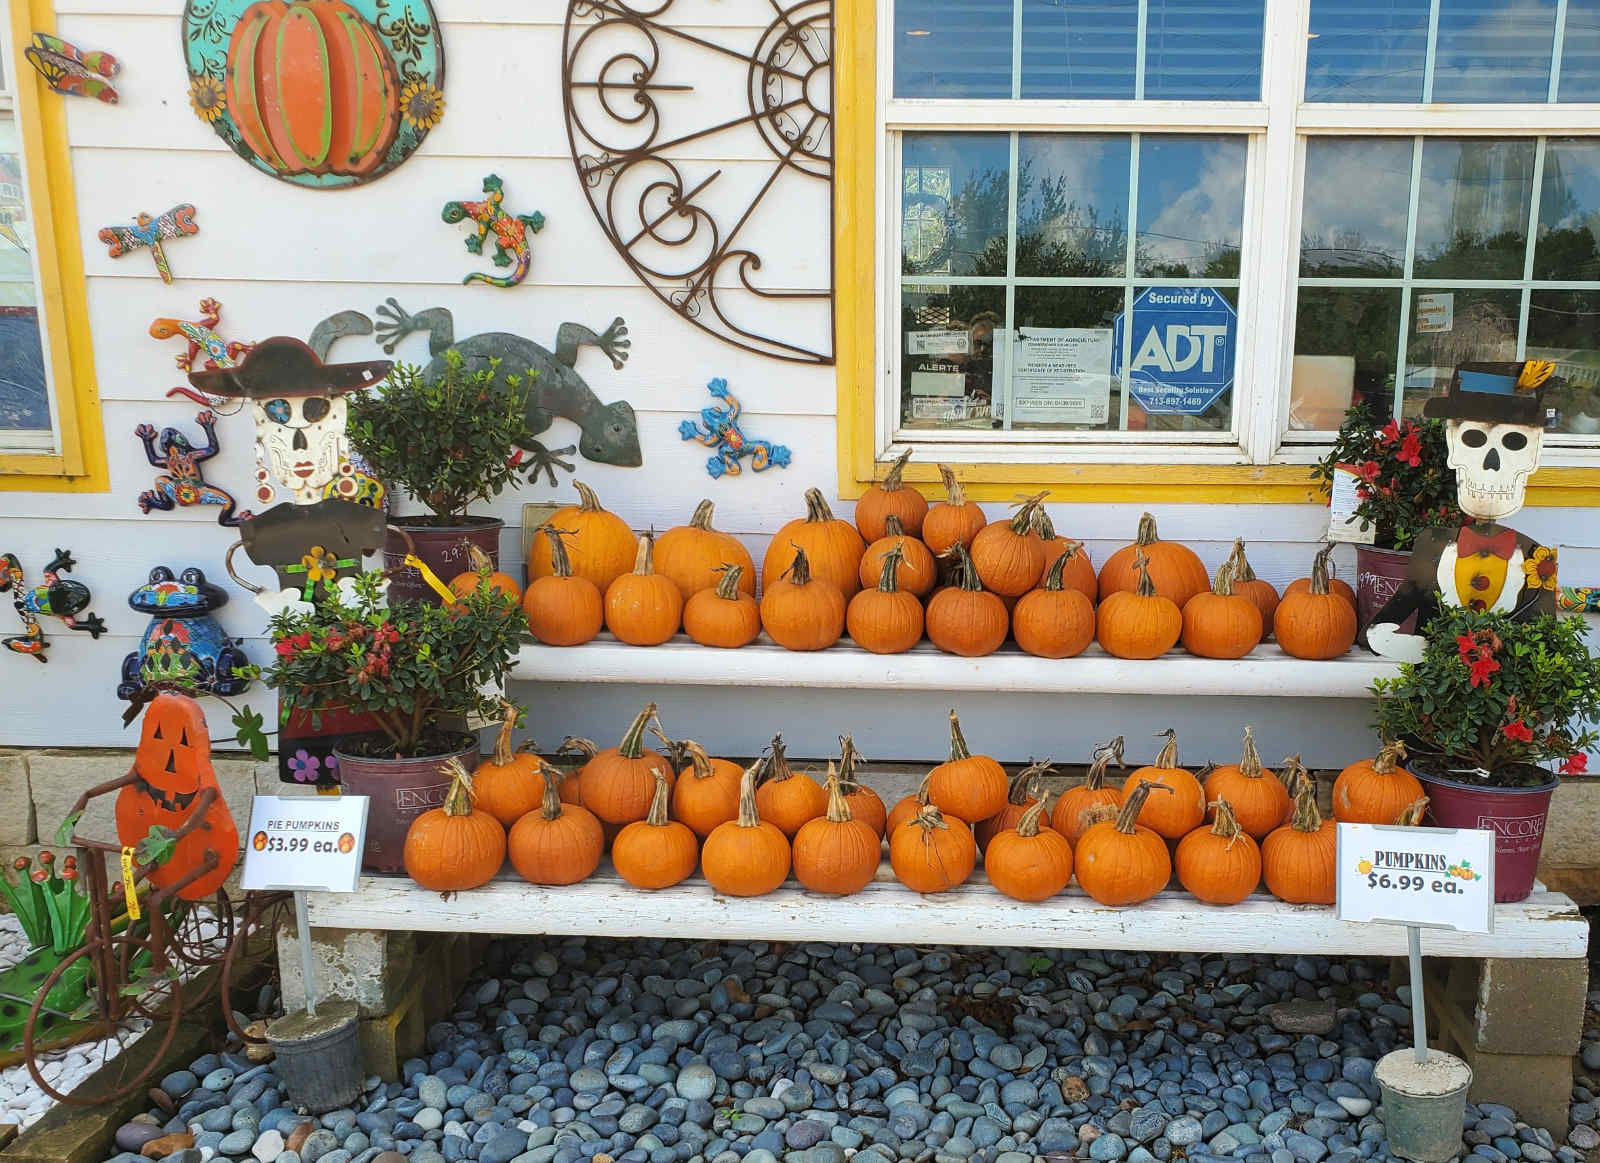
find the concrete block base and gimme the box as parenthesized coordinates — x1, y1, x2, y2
(276, 926, 416, 1018)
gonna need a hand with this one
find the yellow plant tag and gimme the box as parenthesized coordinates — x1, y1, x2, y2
(402, 554, 458, 604)
(119, 846, 141, 921)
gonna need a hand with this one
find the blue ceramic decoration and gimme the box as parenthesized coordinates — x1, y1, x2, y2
(118, 567, 250, 701)
(134, 410, 252, 527)
(0, 550, 105, 663)
(679, 377, 792, 479)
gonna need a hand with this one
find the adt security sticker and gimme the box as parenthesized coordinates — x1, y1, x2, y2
(1114, 287, 1236, 415)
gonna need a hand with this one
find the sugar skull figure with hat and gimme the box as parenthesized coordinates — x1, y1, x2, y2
(188, 328, 395, 615)
(1366, 360, 1560, 661)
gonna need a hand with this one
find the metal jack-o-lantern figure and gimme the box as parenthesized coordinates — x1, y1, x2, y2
(1367, 361, 1560, 661)
(115, 693, 240, 901)
(189, 334, 393, 614)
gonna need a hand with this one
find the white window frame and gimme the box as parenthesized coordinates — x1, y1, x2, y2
(874, 0, 1600, 469)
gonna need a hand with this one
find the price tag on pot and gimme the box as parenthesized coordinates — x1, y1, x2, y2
(1336, 823, 1495, 933)
(242, 795, 369, 893)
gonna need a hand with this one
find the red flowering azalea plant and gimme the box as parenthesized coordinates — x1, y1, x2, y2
(1312, 404, 1462, 549)
(252, 571, 528, 759)
(1372, 607, 1600, 785)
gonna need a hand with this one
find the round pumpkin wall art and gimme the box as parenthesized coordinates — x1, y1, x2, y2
(181, 0, 445, 189)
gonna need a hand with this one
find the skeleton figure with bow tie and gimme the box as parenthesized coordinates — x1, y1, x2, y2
(1366, 360, 1560, 661)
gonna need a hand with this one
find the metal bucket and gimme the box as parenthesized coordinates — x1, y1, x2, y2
(1375, 1048, 1472, 1163)
(267, 1000, 363, 1114)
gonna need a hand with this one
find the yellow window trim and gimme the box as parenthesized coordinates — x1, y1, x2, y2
(0, 0, 106, 492)
(830, 0, 1598, 506)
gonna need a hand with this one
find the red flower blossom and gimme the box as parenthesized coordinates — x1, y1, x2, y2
(1456, 634, 1476, 661)
(1562, 753, 1590, 775)
(30, 870, 47, 883)
(1501, 720, 1534, 742)
(1379, 419, 1400, 446)
(1468, 655, 1501, 687)
(1399, 429, 1423, 466)
(275, 632, 313, 658)
(1359, 460, 1381, 483)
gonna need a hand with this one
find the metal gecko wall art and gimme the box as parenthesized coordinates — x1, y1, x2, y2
(0, 550, 105, 662)
(133, 410, 251, 527)
(562, 0, 835, 364)
(99, 205, 199, 284)
(443, 174, 545, 287)
(680, 378, 791, 478)
(152, 298, 254, 413)
(24, 33, 120, 102)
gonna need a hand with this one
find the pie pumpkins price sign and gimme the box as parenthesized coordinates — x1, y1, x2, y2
(181, 0, 444, 189)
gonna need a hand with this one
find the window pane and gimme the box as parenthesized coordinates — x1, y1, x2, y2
(900, 285, 1006, 429)
(1560, 0, 1600, 99)
(1119, 285, 1236, 431)
(1305, 0, 1428, 101)
(1020, 0, 1138, 99)
(894, 0, 1013, 97)
(1143, 0, 1264, 99)
(1012, 286, 1125, 429)
(1291, 288, 1402, 430)
(1300, 139, 1412, 277)
(1401, 288, 1522, 417)
(1135, 136, 1246, 279)
(1535, 139, 1600, 280)
(1016, 135, 1131, 277)
(1413, 139, 1534, 281)
(0, 113, 48, 434)
(1528, 291, 1600, 434)
(1432, 0, 1556, 102)
(902, 134, 1011, 278)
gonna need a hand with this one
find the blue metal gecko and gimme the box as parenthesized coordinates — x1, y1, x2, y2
(678, 378, 792, 480)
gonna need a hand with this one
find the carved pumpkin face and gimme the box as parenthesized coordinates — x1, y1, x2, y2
(115, 693, 239, 900)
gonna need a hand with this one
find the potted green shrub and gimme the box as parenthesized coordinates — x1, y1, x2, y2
(346, 351, 532, 603)
(258, 571, 528, 872)
(1371, 607, 1599, 902)
(1311, 403, 1462, 630)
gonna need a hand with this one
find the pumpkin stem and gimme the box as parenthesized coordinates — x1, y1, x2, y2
(644, 769, 672, 827)
(1373, 740, 1408, 774)
(648, 725, 690, 774)
(881, 447, 914, 491)
(1309, 544, 1335, 596)
(1229, 538, 1258, 582)
(838, 734, 865, 792)
(689, 498, 716, 531)
(1007, 757, 1053, 805)
(946, 709, 975, 761)
(1152, 728, 1179, 770)
(679, 740, 715, 781)
(1016, 799, 1049, 838)
(1288, 778, 1323, 833)
(782, 544, 815, 587)
(803, 487, 838, 524)
(1212, 559, 1237, 597)
(492, 699, 519, 767)
(767, 734, 795, 783)
(735, 756, 769, 828)
(912, 770, 932, 807)
(1040, 551, 1069, 592)
(1084, 736, 1125, 789)
(823, 765, 855, 823)
(1395, 796, 1430, 827)
(1281, 754, 1309, 798)
(884, 514, 907, 538)
(632, 530, 657, 575)
(713, 563, 745, 600)
(947, 543, 983, 592)
(618, 703, 658, 760)
(913, 804, 950, 831)
(439, 757, 477, 817)
(876, 545, 906, 593)
(1238, 726, 1263, 778)
(1030, 505, 1058, 543)
(538, 525, 579, 579)
(1008, 492, 1050, 534)
(572, 480, 606, 512)
(937, 464, 965, 506)
(1134, 511, 1159, 547)
(1133, 550, 1158, 598)
(539, 767, 564, 821)
(1209, 799, 1244, 849)
(466, 544, 494, 576)
(1115, 779, 1169, 834)
(558, 736, 599, 762)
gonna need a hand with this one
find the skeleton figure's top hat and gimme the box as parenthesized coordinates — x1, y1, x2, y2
(1424, 360, 1553, 426)
(187, 337, 391, 400)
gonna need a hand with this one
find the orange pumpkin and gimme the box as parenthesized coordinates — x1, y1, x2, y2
(976, 758, 1054, 851)
(549, 736, 596, 805)
(922, 465, 987, 556)
(612, 771, 700, 890)
(761, 488, 866, 598)
(1203, 727, 1290, 840)
(472, 699, 546, 827)
(507, 769, 604, 886)
(1030, 508, 1097, 602)
(683, 564, 761, 649)
(702, 759, 792, 896)
(1052, 737, 1125, 845)
(927, 710, 1009, 824)
(1098, 512, 1209, 608)
(836, 734, 887, 837)
(449, 544, 522, 604)
(1096, 551, 1182, 659)
(403, 758, 507, 892)
(577, 703, 675, 824)
(886, 773, 930, 838)
(926, 544, 1008, 657)
(1332, 741, 1424, 824)
(889, 805, 976, 893)
(1013, 551, 1096, 659)
(755, 735, 828, 837)
(654, 499, 756, 601)
(1274, 545, 1357, 660)
(1284, 543, 1357, 608)
(1175, 800, 1262, 905)
(1125, 729, 1205, 840)
(761, 546, 846, 651)
(792, 768, 881, 895)
(225, 0, 401, 179)
(970, 493, 1048, 597)
(604, 531, 683, 646)
(985, 800, 1074, 902)
(528, 481, 636, 593)
(1262, 780, 1337, 904)
(847, 545, 925, 654)
(116, 692, 239, 901)
(1227, 539, 1280, 630)
(523, 526, 603, 647)
(1074, 782, 1172, 906)
(858, 515, 937, 598)
(855, 448, 928, 541)
(670, 740, 745, 838)
(1181, 560, 1263, 659)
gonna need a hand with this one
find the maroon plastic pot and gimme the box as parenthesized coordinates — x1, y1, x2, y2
(1355, 545, 1416, 633)
(1414, 762, 1559, 903)
(334, 734, 479, 873)
(384, 517, 503, 605)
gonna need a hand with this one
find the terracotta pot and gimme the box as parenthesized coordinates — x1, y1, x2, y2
(334, 733, 479, 873)
(1412, 754, 1559, 903)
(1355, 545, 1416, 633)
(384, 517, 503, 605)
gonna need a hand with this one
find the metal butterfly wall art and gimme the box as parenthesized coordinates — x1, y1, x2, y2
(24, 34, 120, 103)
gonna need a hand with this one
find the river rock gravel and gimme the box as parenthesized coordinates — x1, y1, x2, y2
(96, 939, 1600, 1163)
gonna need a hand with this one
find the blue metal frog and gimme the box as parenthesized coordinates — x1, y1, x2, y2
(118, 566, 250, 703)
(678, 378, 792, 480)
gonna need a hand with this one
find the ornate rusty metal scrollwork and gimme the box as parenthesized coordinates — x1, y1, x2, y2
(562, 0, 835, 365)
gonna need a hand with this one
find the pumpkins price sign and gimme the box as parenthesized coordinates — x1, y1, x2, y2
(241, 794, 369, 893)
(1336, 823, 1495, 933)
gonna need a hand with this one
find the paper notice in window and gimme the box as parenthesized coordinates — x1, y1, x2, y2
(1328, 463, 1377, 544)
(908, 330, 971, 356)
(1416, 293, 1454, 335)
(1010, 328, 1114, 424)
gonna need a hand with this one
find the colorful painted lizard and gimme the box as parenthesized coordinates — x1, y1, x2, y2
(134, 410, 251, 527)
(679, 378, 792, 479)
(152, 298, 253, 412)
(442, 175, 545, 288)
(0, 549, 105, 662)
